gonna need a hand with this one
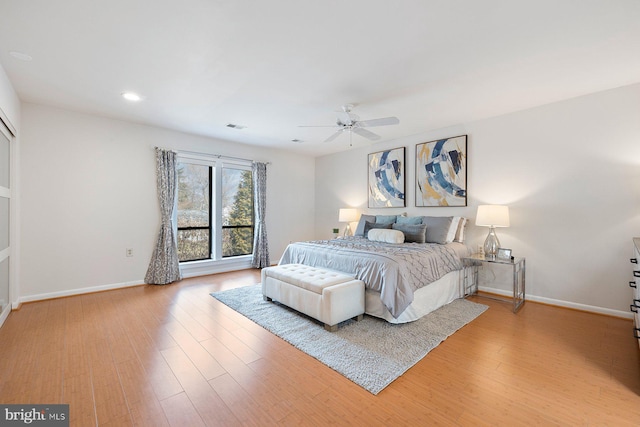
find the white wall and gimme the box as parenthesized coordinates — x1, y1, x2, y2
(19, 103, 315, 300)
(316, 83, 640, 315)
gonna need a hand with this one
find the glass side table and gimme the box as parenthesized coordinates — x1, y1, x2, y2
(461, 254, 526, 313)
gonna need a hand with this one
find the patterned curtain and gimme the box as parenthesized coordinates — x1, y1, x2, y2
(251, 162, 270, 268)
(145, 148, 182, 284)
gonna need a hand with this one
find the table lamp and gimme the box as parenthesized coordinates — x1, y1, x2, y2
(475, 205, 510, 258)
(338, 208, 359, 237)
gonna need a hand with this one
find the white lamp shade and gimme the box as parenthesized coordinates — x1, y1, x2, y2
(338, 208, 359, 223)
(476, 205, 510, 227)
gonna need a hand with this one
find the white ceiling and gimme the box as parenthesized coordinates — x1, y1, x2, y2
(1, 0, 639, 157)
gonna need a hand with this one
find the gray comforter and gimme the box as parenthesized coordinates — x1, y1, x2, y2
(279, 237, 468, 318)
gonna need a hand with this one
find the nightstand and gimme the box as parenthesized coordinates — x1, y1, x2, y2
(462, 254, 526, 313)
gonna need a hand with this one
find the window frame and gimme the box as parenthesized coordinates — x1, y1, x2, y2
(219, 166, 254, 258)
(175, 153, 254, 270)
(176, 162, 212, 263)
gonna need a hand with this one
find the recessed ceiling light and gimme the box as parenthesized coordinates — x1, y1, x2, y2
(9, 51, 32, 61)
(121, 92, 143, 102)
(291, 139, 303, 143)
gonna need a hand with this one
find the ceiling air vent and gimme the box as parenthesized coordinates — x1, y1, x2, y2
(226, 123, 246, 130)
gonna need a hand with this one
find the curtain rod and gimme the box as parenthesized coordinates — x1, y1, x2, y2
(155, 147, 270, 164)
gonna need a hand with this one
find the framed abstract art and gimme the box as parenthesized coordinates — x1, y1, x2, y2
(368, 147, 405, 208)
(415, 135, 467, 207)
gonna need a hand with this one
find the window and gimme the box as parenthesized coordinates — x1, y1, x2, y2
(177, 163, 211, 262)
(221, 168, 254, 257)
(176, 156, 253, 263)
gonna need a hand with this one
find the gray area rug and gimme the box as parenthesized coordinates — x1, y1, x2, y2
(211, 285, 488, 394)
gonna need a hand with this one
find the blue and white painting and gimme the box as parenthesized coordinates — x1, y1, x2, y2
(368, 147, 405, 208)
(416, 135, 467, 206)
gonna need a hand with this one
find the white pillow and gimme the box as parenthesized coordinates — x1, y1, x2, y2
(367, 228, 405, 244)
(454, 217, 467, 243)
(445, 217, 462, 243)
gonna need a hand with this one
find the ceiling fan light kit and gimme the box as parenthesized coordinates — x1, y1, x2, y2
(299, 104, 399, 146)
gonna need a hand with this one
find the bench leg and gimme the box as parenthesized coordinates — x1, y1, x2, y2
(263, 295, 272, 302)
(324, 324, 338, 332)
(354, 314, 364, 322)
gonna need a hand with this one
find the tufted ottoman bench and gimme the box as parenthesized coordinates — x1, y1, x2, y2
(261, 264, 365, 332)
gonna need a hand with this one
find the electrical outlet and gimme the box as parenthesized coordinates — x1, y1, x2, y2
(126, 248, 133, 257)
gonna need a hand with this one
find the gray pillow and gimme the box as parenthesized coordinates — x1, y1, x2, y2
(354, 214, 376, 237)
(375, 215, 397, 224)
(396, 216, 424, 225)
(392, 223, 427, 243)
(422, 216, 454, 244)
(363, 221, 392, 238)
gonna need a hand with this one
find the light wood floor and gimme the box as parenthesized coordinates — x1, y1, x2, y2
(1, 269, 639, 426)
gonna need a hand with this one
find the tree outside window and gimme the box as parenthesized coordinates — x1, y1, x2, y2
(222, 168, 253, 257)
(176, 160, 253, 262)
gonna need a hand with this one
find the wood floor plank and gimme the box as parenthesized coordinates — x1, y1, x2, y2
(138, 351, 185, 402)
(163, 321, 227, 380)
(168, 304, 213, 342)
(116, 358, 158, 407)
(0, 268, 638, 426)
(161, 345, 239, 426)
(129, 397, 171, 427)
(198, 335, 252, 379)
(159, 392, 206, 427)
(208, 373, 278, 426)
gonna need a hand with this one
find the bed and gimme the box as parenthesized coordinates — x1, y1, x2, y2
(279, 217, 472, 323)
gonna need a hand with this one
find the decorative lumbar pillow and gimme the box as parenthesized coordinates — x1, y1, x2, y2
(422, 216, 457, 244)
(396, 215, 425, 225)
(354, 214, 376, 237)
(367, 228, 405, 244)
(392, 223, 427, 243)
(363, 221, 392, 237)
(375, 215, 397, 225)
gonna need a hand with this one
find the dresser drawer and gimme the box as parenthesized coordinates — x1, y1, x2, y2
(635, 312, 640, 350)
(631, 239, 640, 348)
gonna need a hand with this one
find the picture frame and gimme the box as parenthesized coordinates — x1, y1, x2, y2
(497, 248, 512, 261)
(368, 147, 406, 208)
(415, 135, 467, 207)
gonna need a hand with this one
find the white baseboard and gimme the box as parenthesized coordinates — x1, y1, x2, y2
(13, 258, 255, 307)
(14, 273, 630, 320)
(479, 286, 633, 319)
(18, 279, 144, 305)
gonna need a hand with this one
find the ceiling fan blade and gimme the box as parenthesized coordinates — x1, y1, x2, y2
(324, 129, 344, 143)
(297, 125, 340, 128)
(337, 104, 357, 125)
(357, 117, 400, 127)
(352, 127, 381, 141)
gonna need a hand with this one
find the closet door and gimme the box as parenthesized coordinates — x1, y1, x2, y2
(0, 121, 10, 322)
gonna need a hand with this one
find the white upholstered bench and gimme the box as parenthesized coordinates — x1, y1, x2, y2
(261, 264, 365, 332)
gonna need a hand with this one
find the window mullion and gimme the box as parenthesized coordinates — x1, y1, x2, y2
(213, 163, 223, 260)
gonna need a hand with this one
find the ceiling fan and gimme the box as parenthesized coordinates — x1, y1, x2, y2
(299, 104, 399, 144)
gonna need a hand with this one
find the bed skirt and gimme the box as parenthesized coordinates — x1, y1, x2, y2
(365, 269, 463, 323)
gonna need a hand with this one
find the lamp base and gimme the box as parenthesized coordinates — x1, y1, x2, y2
(483, 227, 501, 259)
(343, 223, 353, 237)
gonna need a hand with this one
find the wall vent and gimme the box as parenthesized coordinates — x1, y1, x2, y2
(226, 123, 246, 129)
